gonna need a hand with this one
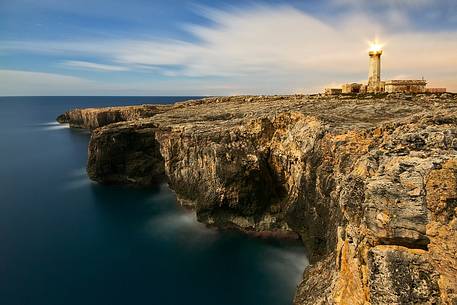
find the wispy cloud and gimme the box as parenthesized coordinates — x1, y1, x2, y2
(1, 4, 456, 94)
(62, 60, 128, 72)
(0, 69, 239, 96)
(0, 70, 96, 95)
(331, 0, 434, 8)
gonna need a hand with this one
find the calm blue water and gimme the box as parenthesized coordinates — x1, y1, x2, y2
(0, 97, 307, 305)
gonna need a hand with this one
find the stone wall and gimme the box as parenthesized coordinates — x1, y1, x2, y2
(342, 83, 363, 94)
(385, 80, 427, 93)
(426, 88, 447, 93)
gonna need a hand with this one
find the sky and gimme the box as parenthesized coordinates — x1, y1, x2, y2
(0, 0, 456, 96)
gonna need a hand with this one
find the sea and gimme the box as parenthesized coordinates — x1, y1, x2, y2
(0, 96, 308, 305)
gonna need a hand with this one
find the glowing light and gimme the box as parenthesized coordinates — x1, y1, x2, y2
(369, 41, 383, 53)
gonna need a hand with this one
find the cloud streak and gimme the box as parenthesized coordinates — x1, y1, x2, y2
(62, 60, 129, 72)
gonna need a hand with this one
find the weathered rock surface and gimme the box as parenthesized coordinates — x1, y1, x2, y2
(58, 93, 457, 304)
(56, 104, 171, 129)
(87, 120, 165, 185)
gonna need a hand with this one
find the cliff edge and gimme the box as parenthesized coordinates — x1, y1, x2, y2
(58, 93, 457, 304)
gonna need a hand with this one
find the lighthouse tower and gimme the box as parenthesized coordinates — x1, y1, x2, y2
(367, 43, 383, 92)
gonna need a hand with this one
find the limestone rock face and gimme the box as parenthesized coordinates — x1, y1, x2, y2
(294, 253, 338, 305)
(297, 111, 457, 305)
(59, 93, 457, 304)
(56, 104, 170, 129)
(87, 121, 165, 186)
(154, 112, 326, 237)
(367, 246, 440, 305)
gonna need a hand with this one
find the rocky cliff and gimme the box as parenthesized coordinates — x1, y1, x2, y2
(56, 104, 171, 129)
(58, 93, 457, 304)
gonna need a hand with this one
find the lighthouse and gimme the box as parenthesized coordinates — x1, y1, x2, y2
(323, 39, 446, 95)
(367, 43, 383, 92)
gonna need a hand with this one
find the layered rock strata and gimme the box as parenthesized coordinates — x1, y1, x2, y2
(58, 93, 457, 304)
(56, 104, 171, 129)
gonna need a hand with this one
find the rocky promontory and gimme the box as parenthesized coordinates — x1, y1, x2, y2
(58, 93, 457, 304)
(56, 104, 171, 129)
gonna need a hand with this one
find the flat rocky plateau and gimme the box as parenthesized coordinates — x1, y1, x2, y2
(58, 93, 457, 305)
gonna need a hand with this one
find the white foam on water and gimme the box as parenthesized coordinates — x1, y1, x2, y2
(61, 167, 91, 190)
(33, 122, 69, 131)
(263, 246, 309, 285)
(31, 122, 70, 131)
(40, 122, 61, 126)
(68, 167, 87, 177)
(41, 123, 69, 130)
(147, 209, 219, 246)
(148, 192, 176, 203)
(62, 177, 93, 190)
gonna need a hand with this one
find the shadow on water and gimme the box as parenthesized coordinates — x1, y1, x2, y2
(89, 183, 165, 225)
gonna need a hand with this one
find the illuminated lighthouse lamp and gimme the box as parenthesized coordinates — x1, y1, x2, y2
(369, 42, 383, 54)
